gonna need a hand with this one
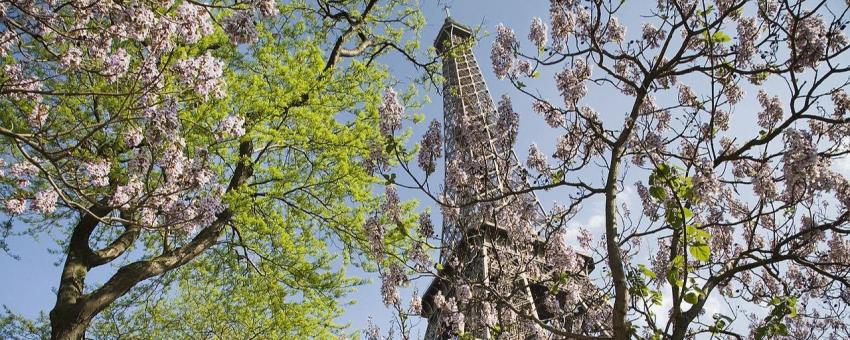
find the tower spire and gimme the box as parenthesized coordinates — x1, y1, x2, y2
(421, 15, 604, 340)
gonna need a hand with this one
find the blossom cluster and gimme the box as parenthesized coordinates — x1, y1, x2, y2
(379, 88, 404, 138)
(555, 59, 591, 109)
(491, 24, 517, 79)
(417, 120, 442, 175)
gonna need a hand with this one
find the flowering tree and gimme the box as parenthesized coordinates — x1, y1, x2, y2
(383, 0, 850, 339)
(0, 0, 429, 338)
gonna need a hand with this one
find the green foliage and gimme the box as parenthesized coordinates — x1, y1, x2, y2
(754, 296, 799, 339)
(73, 1, 424, 337)
(649, 163, 712, 265)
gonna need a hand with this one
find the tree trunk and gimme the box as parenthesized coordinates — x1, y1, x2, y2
(49, 306, 91, 340)
(605, 155, 630, 340)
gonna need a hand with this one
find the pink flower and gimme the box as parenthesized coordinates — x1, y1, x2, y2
(4, 198, 26, 215)
(380, 264, 405, 307)
(110, 177, 143, 207)
(175, 2, 214, 44)
(527, 143, 548, 172)
(104, 48, 130, 82)
(256, 0, 279, 17)
(218, 115, 246, 139)
(528, 17, 548, 50)
(417, 120, 441, 175)
(491, 23, 516, 79)
(173, 52, 225, 99)
(757, 90, 783, 129)
(378, 88, 403, 137)
(124, 127, 144, 148)
(84, 161, 111, 187)
(60, 47, 83, 70)
(533, 100, 564, 127)
(222, 11, 258, 45)
(606, 16, 626, 43)
(555, 59, 591, 109)
(32, 190, 58, 214)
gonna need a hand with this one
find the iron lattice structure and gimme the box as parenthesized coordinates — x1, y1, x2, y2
(420, 18, 603, 339)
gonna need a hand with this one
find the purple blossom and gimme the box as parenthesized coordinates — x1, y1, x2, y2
(527, 143, 548, 173)
(549, 4, 575, 50)
(124, 127, 144, 148)
(724, 82, 744, 105)
(553, 134, 577, 161)
(173, 52, 225, 100)
(382, 185, 401, 223)
(481, 301, 497, 326)
(222, 11, 258, 45)
(104, 48, 130, 82)
(417, 120, 441, 175)
(678, 84, 699, 107)
(10, 162, 38, 187)
(28, 104, 48, 129)
(606, 16, 626, 43)
(736, 17, 759, 66)
(110, 177, 143, 207)
(84, 160, 110, 187)
(456, 284, 472, 303)
(175, 2, 214, 44)
(365, 216, 384, 259)
(832, 89, 850, 117)
(546, 229, 578, 274)
(60, 47, 83, 70)
(533, 100, 564, 127)
(641, 23, 664, 49)
(378, 88, 403, 137)
(555, 59, 591, 109)
(256, 0, 279, 17)
(218, 115, 246, 139)
(788, 13, 828, 71)
(161, 142, 188, 182)
(529, 17, 548, 50)
(409, 294, 422, 315)
(491, 23, 517, 79)
(757, 90, 783, 129)
(496, 94, 518, 142)
(380, 264, 405, 307)
(4, 198, 26, 215)
(32, 190, 58, 214)
(418, 211, 434, 238)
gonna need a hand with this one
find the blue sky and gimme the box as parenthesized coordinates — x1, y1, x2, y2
(4, 0, 850, 338)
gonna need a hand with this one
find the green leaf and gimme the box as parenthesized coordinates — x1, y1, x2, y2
(639, 264, 657, 279)
(690, 240, 711, 262)
(711, 31, 732, 43)
(684, 289, 701, 304)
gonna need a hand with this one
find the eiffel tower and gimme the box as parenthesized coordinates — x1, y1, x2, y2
(420, 16, 602, 339)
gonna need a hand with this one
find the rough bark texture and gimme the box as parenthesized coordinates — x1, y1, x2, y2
(48, 141, 253, 339)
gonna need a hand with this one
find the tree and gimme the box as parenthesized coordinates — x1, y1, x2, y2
(386, 0, 850, 339)
(0, 0, 429, 338)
